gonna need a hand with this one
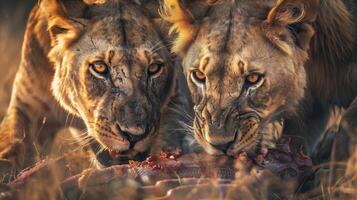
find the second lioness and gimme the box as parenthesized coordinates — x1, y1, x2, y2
(0, 0, 188, 169)
(162, 0, 357, 158)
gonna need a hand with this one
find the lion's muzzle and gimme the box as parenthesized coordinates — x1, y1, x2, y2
(194, 106, 236, 151)
(195, 106, 262, 154)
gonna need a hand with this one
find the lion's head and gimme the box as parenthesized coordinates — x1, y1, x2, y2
(43, 0, 176, 165)
(161, 0, 318, 156)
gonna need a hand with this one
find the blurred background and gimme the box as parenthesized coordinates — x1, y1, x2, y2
(0, 0, 36, 120)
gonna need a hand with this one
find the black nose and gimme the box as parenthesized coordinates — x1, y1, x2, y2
(211, 143, 231, 152)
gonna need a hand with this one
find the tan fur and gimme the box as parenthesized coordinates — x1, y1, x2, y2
(0, 0, 188, 170)
(162, 0, 357, 157)
(159, 0, 196, 55)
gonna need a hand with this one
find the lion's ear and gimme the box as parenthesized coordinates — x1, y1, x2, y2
(262, 0, 319, 55)
(41, 0, 104, 47)
(267, 0, 319, 25)
(159, 0, 210, 56)
(159, 0, 196, 55)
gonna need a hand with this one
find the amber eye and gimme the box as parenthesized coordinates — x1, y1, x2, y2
(191, 70, 206, 84)
(90, 61, 109, 75)
(245, 73, 263, 85)
(148, 62, 163, 76)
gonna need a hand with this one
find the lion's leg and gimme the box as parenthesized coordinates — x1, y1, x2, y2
(0, 67, 63, 170)
(311, 108, 347, 163)
(283, 96, 331, 154)
(340, 97, 357, 139)
(334, 97, 357, 159)
(312, 98, 357, 163)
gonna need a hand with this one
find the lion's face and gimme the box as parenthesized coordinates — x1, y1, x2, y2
(47, 1, 176, 164)
(184, 26, 306, 156)
(161, 0, 318, 155)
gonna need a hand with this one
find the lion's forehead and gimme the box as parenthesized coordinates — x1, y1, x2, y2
(190, 29, 285, 76)
(198, 1, 267, 47)
(73, 38, 157, 58)
(83, 1, 160, 50)
(191, 2, 281, 70)
(64, 3, 165, 68)
(86, 15, 160, 48)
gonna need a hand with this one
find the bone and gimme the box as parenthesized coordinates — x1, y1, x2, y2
(8, 144, 316, 199)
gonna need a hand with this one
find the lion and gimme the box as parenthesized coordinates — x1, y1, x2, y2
(0, 0, 190, 170)
(161, 0, 356, 158)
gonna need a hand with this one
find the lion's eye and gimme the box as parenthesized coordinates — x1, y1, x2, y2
(90, 61, 109, 76)
(148, 62, 164, 77)
(191, 70, 206, 84)
(245, 73, 263, 85)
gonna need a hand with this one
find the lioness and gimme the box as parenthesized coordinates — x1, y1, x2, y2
(0, 0, 189, 170)
(161, 0, 356, 157)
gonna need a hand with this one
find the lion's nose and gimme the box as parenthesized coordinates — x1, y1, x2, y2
(204, 123, 236, 146)
(116, 100, 149, 136)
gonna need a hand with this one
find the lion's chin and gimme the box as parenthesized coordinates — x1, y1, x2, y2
(95, 147, 149, 167)
(91, 142, 149, 167)
(89, 126, 157, 167)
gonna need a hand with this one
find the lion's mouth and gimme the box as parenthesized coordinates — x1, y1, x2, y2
(194, 111, 262, 156)
(92, 142, 149, 167)
(88, 124, 158, 167)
